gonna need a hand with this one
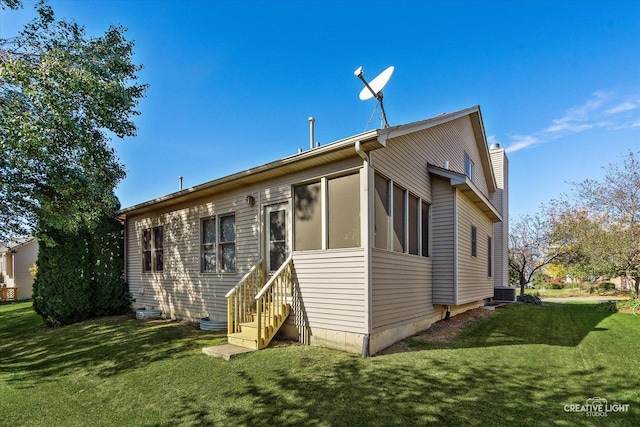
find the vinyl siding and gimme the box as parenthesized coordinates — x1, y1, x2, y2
(370, 115, 489, 200)
(431, 176, 456, 305)
(371, 249, 432, 332)
(292, 249, 366, 334)
(125, 157, 362, 322)
(490, 148, 509, 286)
(456, 192, 494, 304)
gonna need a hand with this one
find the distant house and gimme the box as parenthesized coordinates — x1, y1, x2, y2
(0, 237, 39, 301)
(118, 106, 509, 355)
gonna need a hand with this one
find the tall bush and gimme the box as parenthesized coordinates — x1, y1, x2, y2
(33, 203, 130, 326)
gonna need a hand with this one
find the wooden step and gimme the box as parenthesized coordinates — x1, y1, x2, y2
(227, 332, 259, 350)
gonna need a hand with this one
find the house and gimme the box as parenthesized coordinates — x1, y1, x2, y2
(118, 105, 509, 355)
(0, 237, 39, 301)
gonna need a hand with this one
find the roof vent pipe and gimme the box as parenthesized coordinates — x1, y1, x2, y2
(443, 160, 449, 170)
(308, 117, 315, 150)
(179, 176, 183, 191)
(490, 143, 501, 150)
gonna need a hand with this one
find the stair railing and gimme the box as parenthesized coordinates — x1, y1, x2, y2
(254, 254, 293, 349)
(226, 259, 264, 334)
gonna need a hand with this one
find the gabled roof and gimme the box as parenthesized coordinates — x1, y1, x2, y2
(427, 164, 502, 222)
(0, 237, 36, 254)
(119, 106, 495, 218)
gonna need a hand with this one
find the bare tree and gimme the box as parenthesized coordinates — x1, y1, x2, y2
(509, 210, 567, 296)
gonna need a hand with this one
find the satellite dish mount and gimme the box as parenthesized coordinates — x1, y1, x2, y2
(354, 65, 394, 128)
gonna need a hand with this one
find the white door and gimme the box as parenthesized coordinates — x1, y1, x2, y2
(265, 203, 289, 272)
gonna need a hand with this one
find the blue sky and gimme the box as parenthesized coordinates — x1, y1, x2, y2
(2, 0, 639, 220)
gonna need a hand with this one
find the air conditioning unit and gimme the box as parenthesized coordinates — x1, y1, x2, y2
(493, 286, 517, 302)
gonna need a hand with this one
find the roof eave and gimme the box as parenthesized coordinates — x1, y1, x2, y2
(427, 164, 502, 222)
(118, 129, 382, 218)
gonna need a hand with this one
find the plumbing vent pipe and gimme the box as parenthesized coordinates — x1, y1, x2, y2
(443, 160, 449, 170)
(179, 176, 183, 191)
(308, 117, 315, 150)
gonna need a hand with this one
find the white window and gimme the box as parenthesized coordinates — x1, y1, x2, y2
(374, 173, 430, 256)
(142, 226, 163, 273)
(464, 153, 474, 180)
(294, 172, 361, 251)
(201, 214, 236, 273)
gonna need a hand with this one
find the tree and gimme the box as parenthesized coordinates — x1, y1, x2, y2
(32, 200, 130, 326)
(551, 151, 640, 296)
(509, 210, 568, 296)
(0, 0, 147, 240)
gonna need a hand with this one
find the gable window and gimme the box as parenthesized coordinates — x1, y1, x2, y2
(464, 153, 474, 180)
(201, 214, 236, 273)
(142, 226, 163, 273)
(487, 236, 492, 277)
(471, 225, 478, 257)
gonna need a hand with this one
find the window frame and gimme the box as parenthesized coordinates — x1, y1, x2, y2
(464, 153, 474, 180)
(373, 172, 430, 257)
(142, 226, 164, 273)
(487, 236, 493, 277)
(293, 169, 362, 252)
(200, 213, 237, 274)
(471, 225, 478, 258)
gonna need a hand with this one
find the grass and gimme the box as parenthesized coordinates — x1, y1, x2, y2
(1, 301, 639, 426)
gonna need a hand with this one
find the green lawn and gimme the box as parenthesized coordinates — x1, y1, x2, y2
(1, 301, 638, 426)
(524, 287, 631, 299)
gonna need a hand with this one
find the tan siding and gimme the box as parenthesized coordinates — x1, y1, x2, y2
(10, 240, 38, 299)
(490, 148, 509, 286)
(124, 157, 363, 322)
(431, 176, 456, 304)
(456, 192, 494, 304)
(371, 115, 491, 201)
(292, 249, 366, 333)
(371, 249, 432, 331)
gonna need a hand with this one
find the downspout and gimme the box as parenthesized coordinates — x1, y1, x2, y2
(356, 139, 371, 356)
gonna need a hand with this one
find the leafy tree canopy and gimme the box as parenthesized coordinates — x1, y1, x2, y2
(550, 150, 640, 295)
(0, 0, 147, 241)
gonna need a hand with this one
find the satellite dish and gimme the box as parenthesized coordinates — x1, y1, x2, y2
(358, 66, 394, 100)
(354, 65, 394, 128)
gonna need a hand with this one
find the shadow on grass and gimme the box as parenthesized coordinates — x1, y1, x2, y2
(399, 302, 617, 352)
(219, 353, 639, 426)
(0, 302, 225, 386)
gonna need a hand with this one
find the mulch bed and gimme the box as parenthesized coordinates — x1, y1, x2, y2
(377, 307, 497, 355)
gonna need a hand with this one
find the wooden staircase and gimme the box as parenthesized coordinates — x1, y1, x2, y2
(226, 256, 292, 350)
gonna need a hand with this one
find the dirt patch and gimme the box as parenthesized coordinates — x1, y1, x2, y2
(377, 307, 497, 355)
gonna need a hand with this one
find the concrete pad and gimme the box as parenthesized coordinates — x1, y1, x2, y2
(202, 344, 255, 361)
